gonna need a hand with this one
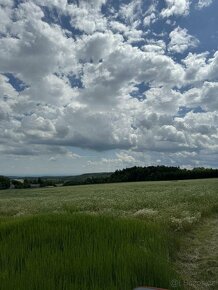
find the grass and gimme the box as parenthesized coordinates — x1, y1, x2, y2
(1, 179, 218, 229)
(175, 214, 218, 290)
(0, 178, 217, 289)
(0, 214, 181, 290)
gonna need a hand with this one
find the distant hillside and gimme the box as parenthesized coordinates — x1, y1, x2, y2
(63, 172, 112, 186)
(8, 166, 218, 188)
(64, 166, 218, 186)
(6, 173, 112, 189)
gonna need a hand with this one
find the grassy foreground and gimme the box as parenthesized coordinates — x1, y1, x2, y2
(0, 179, 217, 289)
(175, 214, 218, 290)
(0, 214, 180, 290)
(1, 179, 218, 222)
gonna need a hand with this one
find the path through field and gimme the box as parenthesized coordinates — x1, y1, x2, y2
(175, 215, 218, 290)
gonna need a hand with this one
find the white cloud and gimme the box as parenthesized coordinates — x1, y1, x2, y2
(143, 39, 166, 54)
(144, 87, 183, 114)
(204, 51, 218, 81)
(0, 2, 13, 34)
(87, 151, 144, 171)
(143, 2, 157, 27)
(76, 31, 122, 63)
(110, 20, 143, 43)
(67, 2, 107, 34)
(161, 0, 190, 17)
(143, 13, 156, 27)
(184, 81, 218, 111)
(0, 3, 77, 83)
(197, 0, 213, 9)
(21, 114, 56, 139)
(78, 43, 184, 108)
(23, 74, 78, 106)
(120, 0, 142, 24)
(174, 111, 218, 153)
(183, 51, 218, 84)
(0, 0, 218, 173)
(168, 27, 199, 54)
(182, 52, 209, 83)
(34, 0, 68, 9)
(0, 74, 18, 121)
(80, 0, 107, 10)
(35, 0, 107, 11)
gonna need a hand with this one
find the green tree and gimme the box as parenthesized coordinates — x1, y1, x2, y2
(0, 176, 10, 190)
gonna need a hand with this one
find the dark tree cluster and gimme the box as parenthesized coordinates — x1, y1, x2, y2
(64, 166, 218, 186)
(11, 179, 31, 189)
(109, 166, 218, 183)
(11, 178, 57, 189)
(36, 178, 57, 187)
(64, 176, 110, 186)
(0, 176, 10, 190)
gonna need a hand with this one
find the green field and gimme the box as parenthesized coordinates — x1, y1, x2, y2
(0, 179, 218, 290)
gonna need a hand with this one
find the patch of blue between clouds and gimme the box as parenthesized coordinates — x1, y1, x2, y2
(41, 5, 82, 38)
(4, 73, 28, 92)
(12, 0, 21, 9)
(177, 1, 218, 54)
(176, 106, 206, 118)
(67, 75, 84, 89)
(130, 82, 149, 100)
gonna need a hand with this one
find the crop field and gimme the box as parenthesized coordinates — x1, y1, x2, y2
(0, 179, 218, 290)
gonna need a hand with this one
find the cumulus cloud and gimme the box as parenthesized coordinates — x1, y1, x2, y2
(76, 31, 122, 63)
(184, 81, 218, 111)
(119, 0, 142, 23)
(168, 27, 199, 54)
(142, 40, 166, 54)
(161, 0, 190, 17)
(143, 13, 156, 27)
(197, 0, 213, 9)
(144, 87, 183, 114)
(174, 111, 218, 153)
(110, 21, 143, 43)
(183, 51, 218, 83)
(0, 0, 218, 173)
(143, 2, 157, 27)
(0, 2, 77, 82)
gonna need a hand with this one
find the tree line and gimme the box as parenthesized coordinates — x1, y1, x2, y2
(0, 176, 57, 190)
(1, 166, 218, 189)
(63, 166, 218, 186)
(0, 176, 10, 190)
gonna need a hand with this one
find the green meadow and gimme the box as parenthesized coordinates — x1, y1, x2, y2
(0, 178, 218, 290)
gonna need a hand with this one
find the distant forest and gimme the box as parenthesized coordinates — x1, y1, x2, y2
(64, 166, 218, 186)
(1, 166, 218, 190)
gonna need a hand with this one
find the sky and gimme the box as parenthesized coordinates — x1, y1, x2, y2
(0, 0, 218, 176)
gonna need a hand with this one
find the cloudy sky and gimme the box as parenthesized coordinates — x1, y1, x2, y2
(0, 0, 218, 176)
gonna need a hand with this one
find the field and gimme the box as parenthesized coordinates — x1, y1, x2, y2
(0, 179, 218, 290)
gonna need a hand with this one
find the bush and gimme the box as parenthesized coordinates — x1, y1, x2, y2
(0, 176, 10, 190)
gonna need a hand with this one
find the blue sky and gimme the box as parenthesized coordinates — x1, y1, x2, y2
(0, 0, 218, 176)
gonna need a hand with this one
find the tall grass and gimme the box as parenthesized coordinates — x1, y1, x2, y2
(0, 214, 181, 290)
(1, 179, 217, 289)
(1, 179, 217, 223)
